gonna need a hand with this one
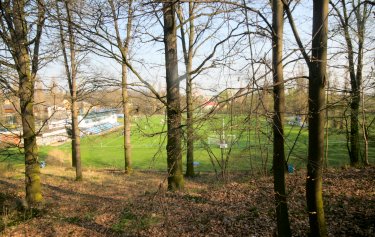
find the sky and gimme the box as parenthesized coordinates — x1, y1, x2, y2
(37, 1, 375, 99)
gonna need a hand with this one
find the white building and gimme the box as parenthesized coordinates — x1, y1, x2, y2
(36, 111, 120, 145)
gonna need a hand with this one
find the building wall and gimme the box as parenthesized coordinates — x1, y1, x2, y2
(79, 113, 117, 129)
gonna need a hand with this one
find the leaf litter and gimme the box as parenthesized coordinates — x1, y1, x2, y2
(0, 166, 374, 236)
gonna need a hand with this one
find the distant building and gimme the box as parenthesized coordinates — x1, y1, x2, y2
(0, 131, 21, 147)
(36, 127, 68, 146)
(79, 111, 120, 135)
(2, 100, 18, 127)
(62, 99, 97, 116)
(47, 105, 68, 120)
(1, 99, 121, 146)
(203, 100, 218, 111)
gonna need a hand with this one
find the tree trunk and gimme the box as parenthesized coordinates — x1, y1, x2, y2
(325, 80, 329, 168)
(343, 1, 360, 166)
(185, 72, 194, 177)
(123, 0, 133, 174)
(108, 0, 133, 173)
(68, 8, 82, 180)
(349, 87, 360, 166)
(58, 0, 82, 180)
(19, 55, 43, 206)
(271, 0, 291, 236)
(13, 0, 43, 207)
(0, 0, 45, 207)
(122, 62, 132, 173)
(163, 1, 184, 190)
(178, 2, 195, 177)
(361, 87, 369, 165)
(306, 0, 328, 236)
(352, 1, 366, 167)
(71, 99, 82, 180)
(331, 0, 369, 166)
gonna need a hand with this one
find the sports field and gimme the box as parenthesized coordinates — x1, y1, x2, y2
(1, 115, 374, 172)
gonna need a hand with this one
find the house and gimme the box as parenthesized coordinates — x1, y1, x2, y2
(2, 100, 18, 127)
(0, 130, 22, 147)
(62, 99, 96, 115)
(203, 100, 218, 111)
(47, 105, 69, 120)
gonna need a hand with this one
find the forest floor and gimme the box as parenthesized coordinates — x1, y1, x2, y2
(0, 165, 374, 237)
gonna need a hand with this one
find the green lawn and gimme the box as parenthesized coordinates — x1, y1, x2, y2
(1, 114, 374, 172)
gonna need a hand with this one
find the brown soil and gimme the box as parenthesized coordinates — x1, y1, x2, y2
(0, 166, 374, 236)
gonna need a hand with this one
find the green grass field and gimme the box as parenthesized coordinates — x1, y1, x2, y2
(1, 114, 374, 172)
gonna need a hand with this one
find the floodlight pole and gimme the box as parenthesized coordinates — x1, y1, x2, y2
(220, 118, 226, 178)
(222, 118, 225, 142)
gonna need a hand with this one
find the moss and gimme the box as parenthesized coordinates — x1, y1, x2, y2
(65, 216, 81, 224)
(168, 173, 184, 191)
(182, 194, 207, 204)
(125, 167, 133, 175)
(111, 209, 160, 233)
(0, 198, 46, 231)
(25, 163, 43, 205)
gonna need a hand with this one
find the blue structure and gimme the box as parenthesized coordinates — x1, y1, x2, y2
(39, 161, 46, 168)
(287, 164, 294, 173)
(84, 122, 121, 135)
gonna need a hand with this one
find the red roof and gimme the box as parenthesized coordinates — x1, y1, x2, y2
(3, 104, 16, 113)
(204, 101, 218, 107)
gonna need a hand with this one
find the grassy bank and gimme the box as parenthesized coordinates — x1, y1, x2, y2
(1, 114, 374, 172)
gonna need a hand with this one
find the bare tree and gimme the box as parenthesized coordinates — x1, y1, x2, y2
(108, 0, 134, 174)
(283, 0, 329, 235)
(74, 0, 137, 173)
(0, 0, 46, 207)
(163, 1, 184, 190)
(307, 1, 329, 235)
(330, 0, 372, 166)
(177, 2, 196, 177)
(56, 0, 82, 180)
(176, 2, 228, 177)
(271, 0, 291, 235)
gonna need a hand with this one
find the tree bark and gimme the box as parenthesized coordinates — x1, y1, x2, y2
(306, 0, 329, 236)
(71, 99, 82, 180)
(185, 58, 194, 177)
(163, 1, 184, 190)
(6, 0, 45, 207)
(108, 0, 133, 173)
(57, 0, 82, 180)
(331, 0, 369, 166)
(19, 52, 43, 206)
(178, 2, 195, 177)
(361, 88, 369, 165)
(271, 0, 291, 236)
(343, 0, 360, 166)
(349, 73, 360, 166)
(66, 0, 82, 180)
(123, 0, 133, 174)
(353, 0, 366, 167)
(122, 62, 132, 173)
